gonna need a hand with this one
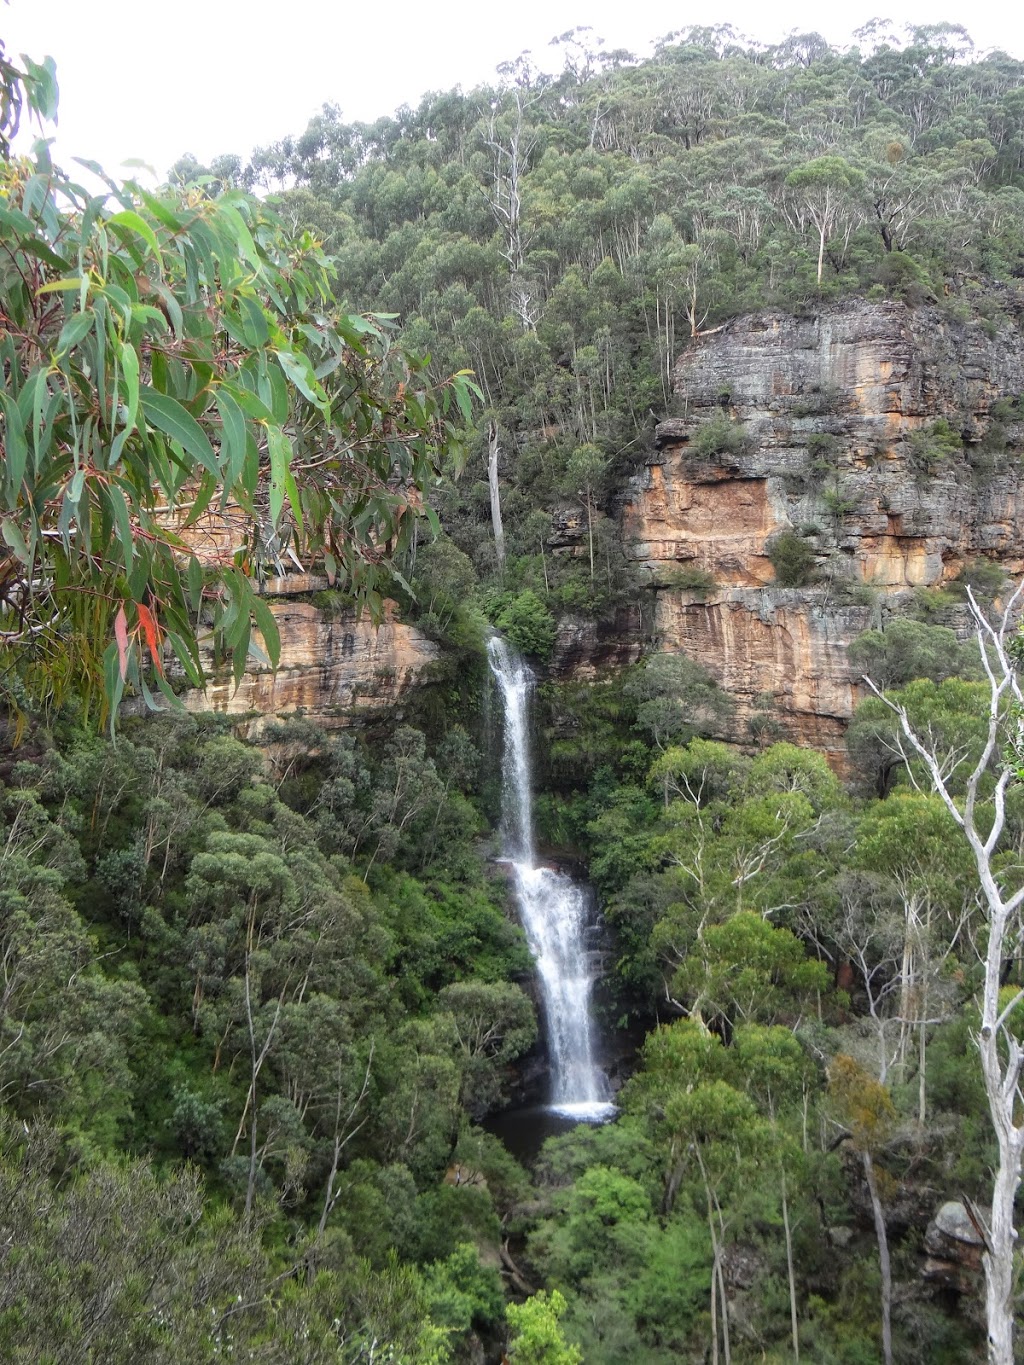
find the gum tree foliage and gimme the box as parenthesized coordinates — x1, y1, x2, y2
(0, 47, 477, 728)
(623, 652, 734, 751)
(784, 156, 866, 285)
(505, 1290, 583, 1365)
(219, 24, 1024, 668)
(847, 617, 978, 690)
(0, 705, 539, 1360)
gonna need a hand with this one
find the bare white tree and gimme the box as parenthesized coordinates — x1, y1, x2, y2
(865, 582, 1024, 1365)
(482, 62, 545, 328)
(487, 419, 506, 574)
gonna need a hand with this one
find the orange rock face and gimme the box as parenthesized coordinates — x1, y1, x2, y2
(164, 499, 441, 732)
(181, 598, 440, 734)
(613, 300, 1024, 758)
(628, 471, 783, 587)
(654, 591, 861, 753)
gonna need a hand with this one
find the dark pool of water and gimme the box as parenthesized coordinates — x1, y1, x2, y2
(485, 1102, 617, 1165)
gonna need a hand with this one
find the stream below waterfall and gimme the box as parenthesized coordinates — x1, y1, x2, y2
(486, 636, 615, 1147)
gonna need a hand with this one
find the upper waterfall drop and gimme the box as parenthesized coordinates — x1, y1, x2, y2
(487, 635, 615, 1122)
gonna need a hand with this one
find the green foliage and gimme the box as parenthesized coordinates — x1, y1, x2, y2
(659, 563, 717, 595)
(821, 481, 858, 522)
(168, 1086, 224, 1162)
(538, 674, 643, 798)
(905, 418, 963, 476)
(495, 590, 557, 661)
(673, 911, 831, 1026)
(1, 28, 1018, 1365)
(424, 1242, 505, 1338)
(647, 737, 747, 807)
(0, 1113, 454, 1364)
(906, 585, 959, 622)
(532, 1165, 653, 1283)
(438, 979, 537, 1114)
(408, 537, 491, 657)
(562, 442, 609, 499)
(949, 556, 1007, 602)
(623, 652, 733, 750)
(848, 618, 978, 689)
(689, 413, 748, 460)
(847, 676, 991, 796)
(747, 741, 841, 811)
(807, 431, 841, 473)
(768, 531, 817, 587)
(0, 51, 476, 729)
(506, 1290, 583, 1365)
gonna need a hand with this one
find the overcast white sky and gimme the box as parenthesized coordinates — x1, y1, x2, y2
(4, 1, 1023, 180)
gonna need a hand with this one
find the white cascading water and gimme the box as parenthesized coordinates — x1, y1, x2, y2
(487, 635, 615, 1121)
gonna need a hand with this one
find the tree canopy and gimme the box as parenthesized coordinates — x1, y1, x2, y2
(0, 45, 477, 730)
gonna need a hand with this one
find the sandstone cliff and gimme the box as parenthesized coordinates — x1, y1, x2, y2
(613, 299, 1024, 754)
(179, 575, 441, 735)
(179, 299, 1024, 751)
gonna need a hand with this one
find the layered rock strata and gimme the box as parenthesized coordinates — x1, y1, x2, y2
(163, 497, 442, 732)
(615, 300, 1024, 754)
(181, 585, 440, 735)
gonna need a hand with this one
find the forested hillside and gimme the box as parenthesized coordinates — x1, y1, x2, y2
(4, 22, 1024, 1365)
(221, 19, 1024, 658)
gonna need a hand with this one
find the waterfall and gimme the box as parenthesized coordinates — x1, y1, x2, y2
(487, 635, 615, 1121)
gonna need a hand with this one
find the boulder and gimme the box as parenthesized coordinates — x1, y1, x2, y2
(923, 1200, 987, 1292)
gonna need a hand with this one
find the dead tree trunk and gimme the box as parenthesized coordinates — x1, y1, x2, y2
(487, 420, 506, 574)
(863, 1150, 893, 1365)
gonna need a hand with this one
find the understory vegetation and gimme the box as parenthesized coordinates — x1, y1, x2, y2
(0, 616, 1016, 1360)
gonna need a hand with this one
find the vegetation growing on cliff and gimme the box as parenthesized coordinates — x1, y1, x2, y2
(206, 21, 1024, 645)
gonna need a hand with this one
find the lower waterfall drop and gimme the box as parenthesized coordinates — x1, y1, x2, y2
(487, 635, 615, 1122)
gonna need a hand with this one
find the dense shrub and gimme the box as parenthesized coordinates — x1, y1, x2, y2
(767, 531, 817, 587)
(496, 590, 558, 661)
(689, 414, 748, 460)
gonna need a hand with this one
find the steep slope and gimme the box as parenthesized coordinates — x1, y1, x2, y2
(619, 299, 1024, 754)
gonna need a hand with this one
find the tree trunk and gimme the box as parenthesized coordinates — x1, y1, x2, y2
(980, 1019, 1024, 1365)
(699, 1155, 731, 1365)
(243, 944, 260, 1226)
(718, 1248, 732, 1365)
(487, 420, 505, 573)
(703, 1179, 721, 1365)
(984, 1137, 1021, 1365)
(877, 211, 893, 252)
(898, 910, 914, 1076)
(863, 1150, 892, 1365)
(781, 1172, 800, 1362)
(977, 859, 1024, 1365)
